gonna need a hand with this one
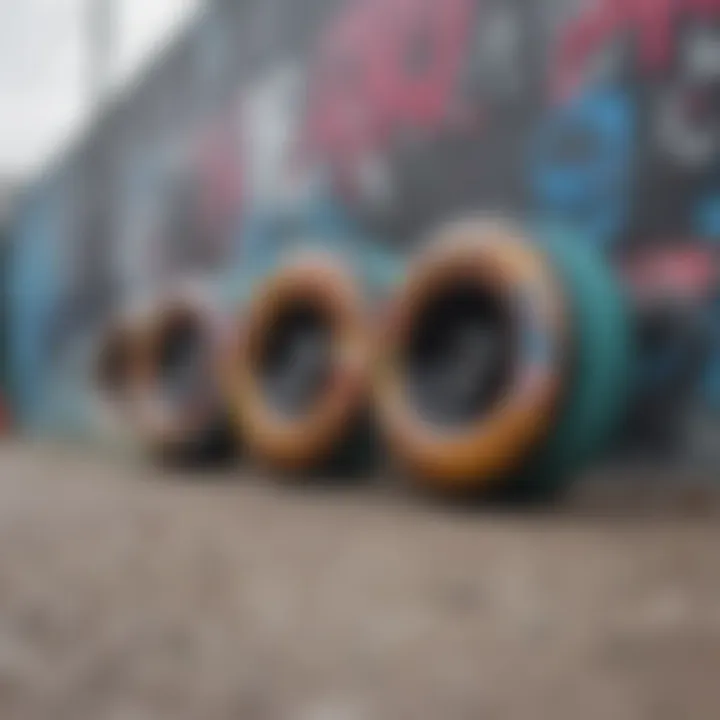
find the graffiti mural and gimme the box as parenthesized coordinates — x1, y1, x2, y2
(6, 0, 720, 460)
(531, 0, 720, 458)
(303, 0, 540, 241)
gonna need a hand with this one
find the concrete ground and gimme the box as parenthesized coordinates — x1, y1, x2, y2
(0, 441, 719, 719)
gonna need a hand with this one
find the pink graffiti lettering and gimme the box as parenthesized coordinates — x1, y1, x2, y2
(552, 0, 720, 102)
(304, 0, 475, 178)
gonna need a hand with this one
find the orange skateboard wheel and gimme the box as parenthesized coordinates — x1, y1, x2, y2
(374, 219, 570, 492)
(227, 254, 374, 474)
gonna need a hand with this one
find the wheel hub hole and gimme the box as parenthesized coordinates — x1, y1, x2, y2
(404, 281, 513, 427)
(258, 302, 334, 418)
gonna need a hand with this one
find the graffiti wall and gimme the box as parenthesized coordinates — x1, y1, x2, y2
(7, 0, 720, 461)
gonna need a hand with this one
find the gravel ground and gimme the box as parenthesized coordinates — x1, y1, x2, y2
(0, 441, 719, 719)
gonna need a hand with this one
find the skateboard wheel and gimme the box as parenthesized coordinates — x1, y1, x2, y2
(374, 218, 569, 492)
(136, 282, 235, 466)
(228, 254, 374, 475)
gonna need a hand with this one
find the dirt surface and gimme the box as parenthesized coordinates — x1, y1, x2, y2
(0, 442, 719, 719)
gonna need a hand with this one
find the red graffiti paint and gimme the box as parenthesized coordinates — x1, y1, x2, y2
(304, 0, 476, 183)
(196, 117, 243, 240)
(622, 245, 719, 299)
(553, 0, 720, 102)
(374, 0, 475, 127)
(305, 3, 386, 166)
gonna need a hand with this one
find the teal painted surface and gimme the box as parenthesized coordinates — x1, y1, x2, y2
(8, 184, 64, 432)
(512, 224, 634, 494)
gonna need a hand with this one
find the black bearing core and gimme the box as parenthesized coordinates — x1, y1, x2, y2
(257, 302, 334, 418)
(403, 280, 514, 427)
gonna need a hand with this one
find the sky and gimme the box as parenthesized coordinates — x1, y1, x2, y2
(0, 0, 200, 181)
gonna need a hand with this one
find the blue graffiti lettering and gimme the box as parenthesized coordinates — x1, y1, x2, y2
(530, 88, 635, 248)
(695, 192, 720, 240)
